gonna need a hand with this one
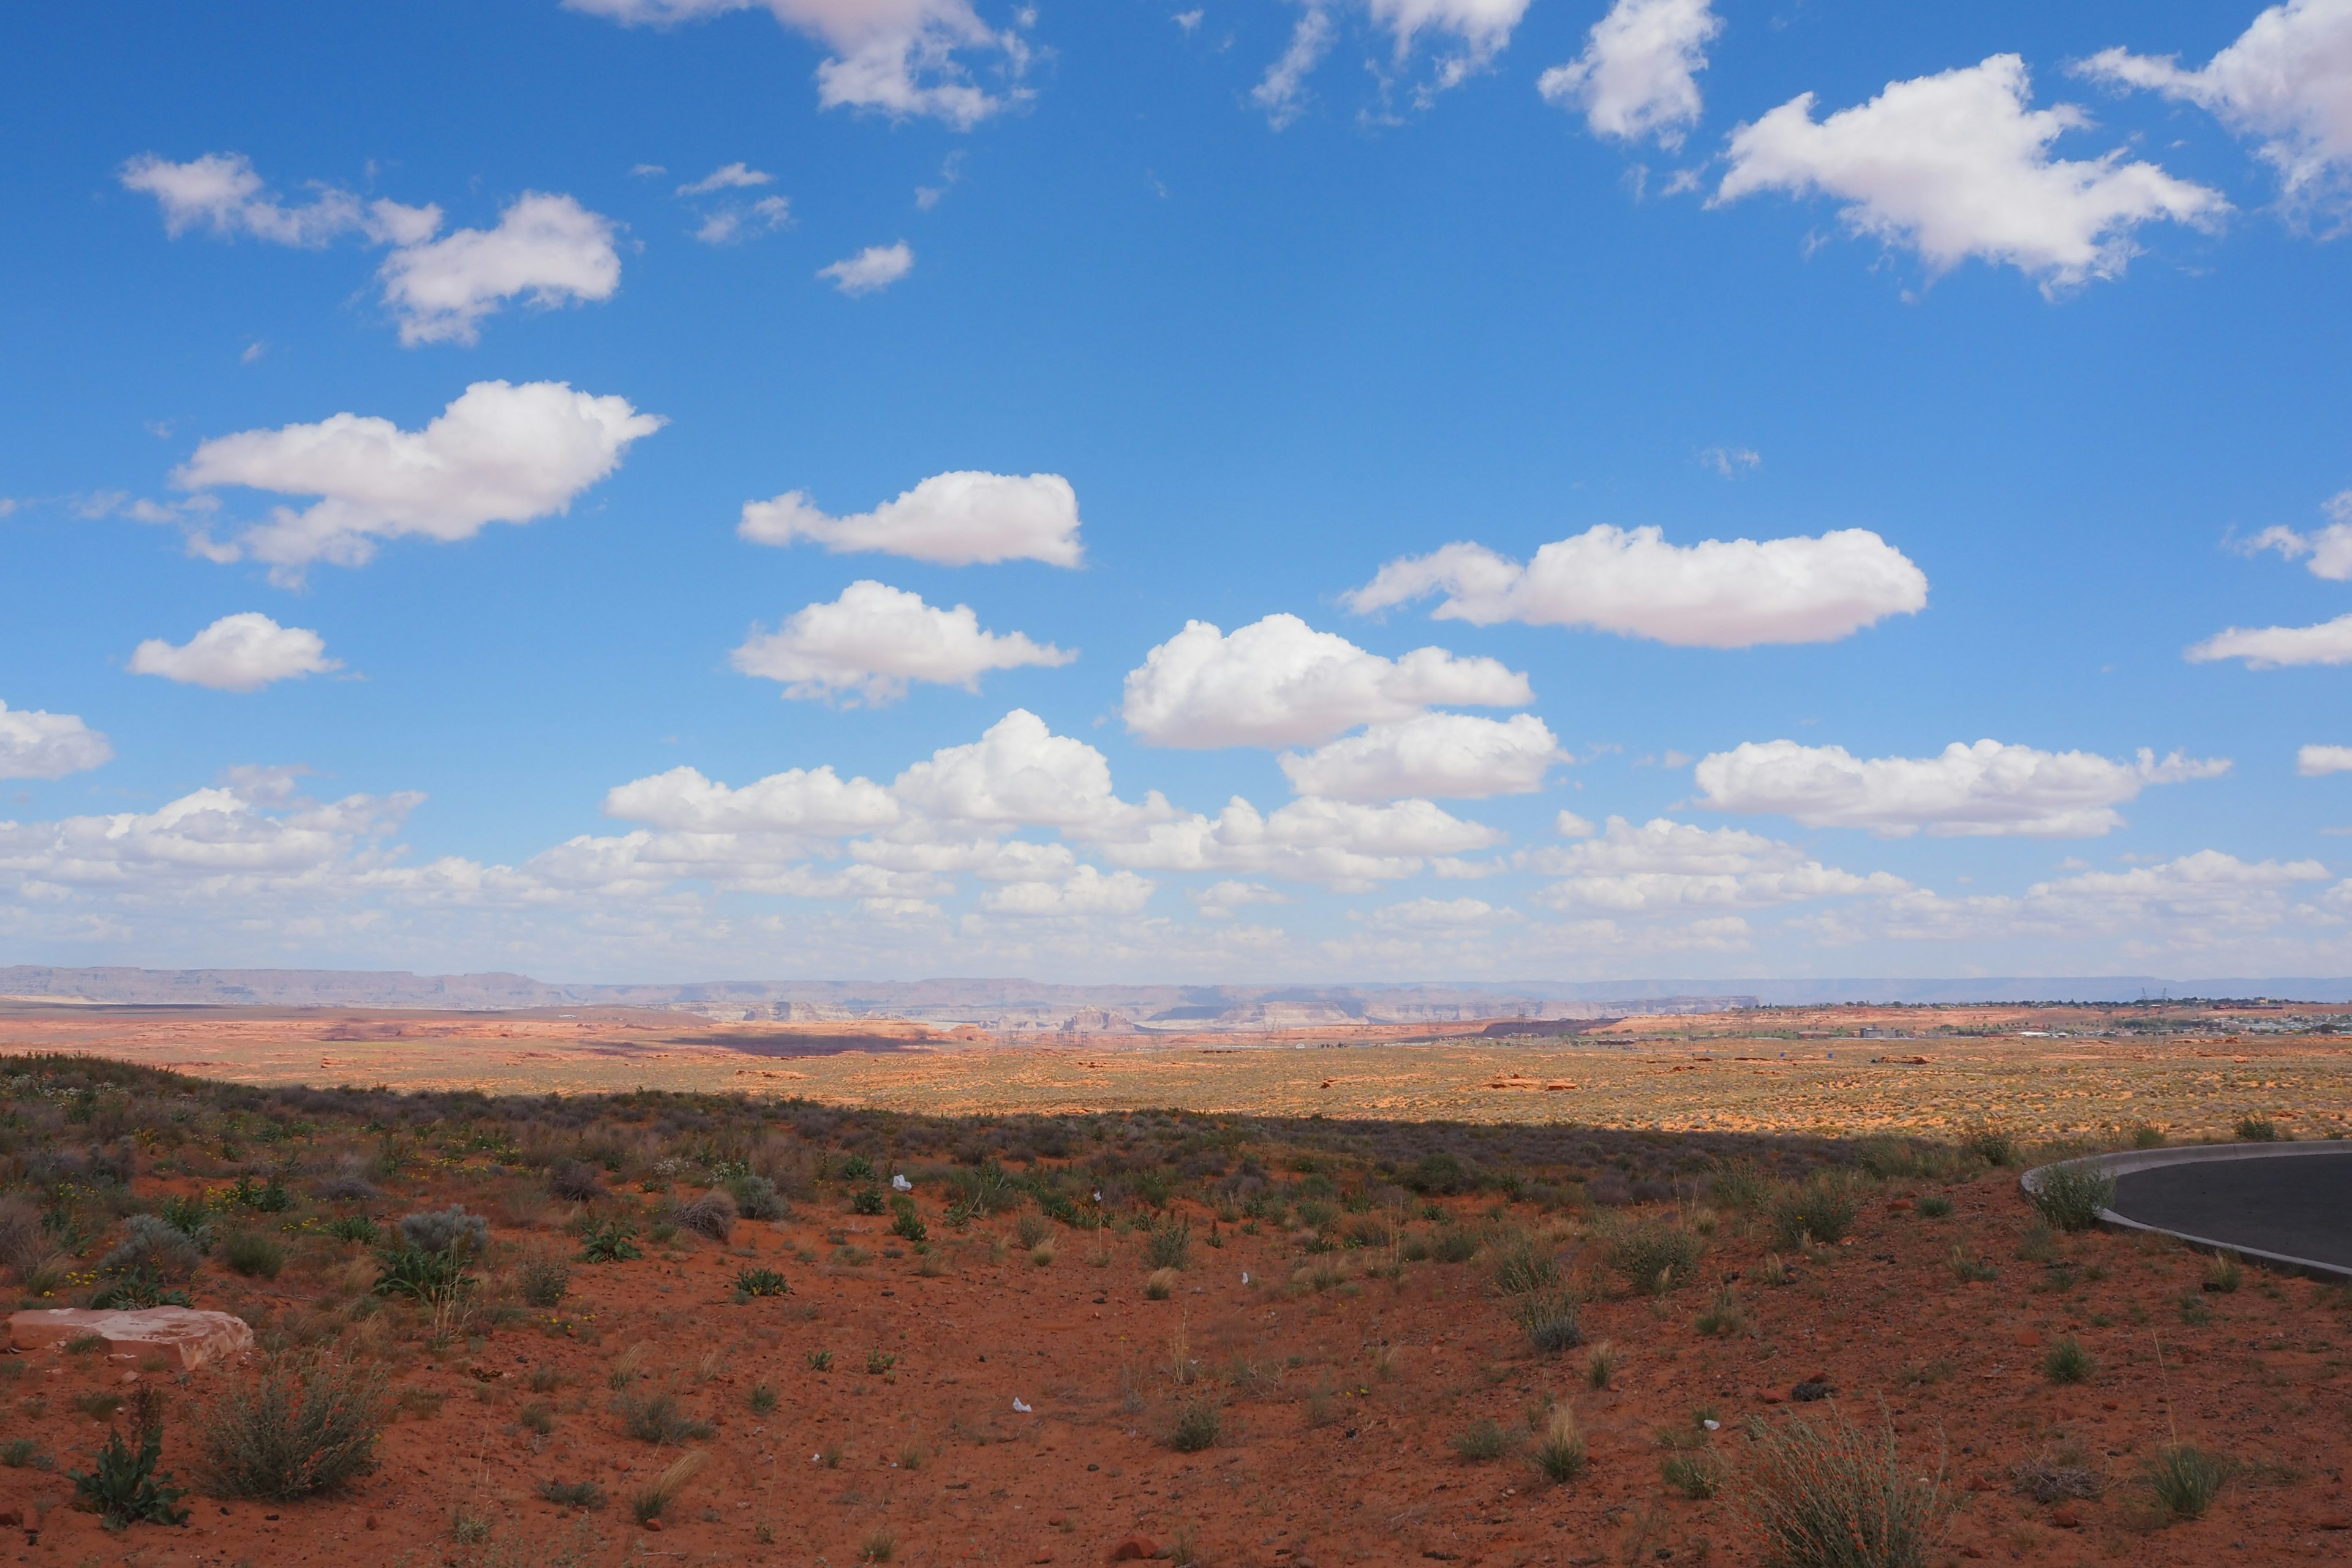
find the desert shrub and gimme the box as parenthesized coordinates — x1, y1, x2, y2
(2028, 1165, 2114, 1233)
(1771, 1175, 1860, 1249)
(198, 1355, 388, 1499)
(1430, 1226, 1480, 1264)
(1736, 1409, 1946, 1568)
(1915, 1195, 1953, 1219)
(221, 1231, 285, 1280)
(1532, 1406, 1588, 1483)
(373, 1243, 469, 1304)
(1014, 1213, 1050, 1249)
(726, 1173, 788, 1221)
(323, 1214, 380, 1245)
(1709, 1161, 1773, 1212)
(518, 1252, 571, 1308)
(2203, 1250, 2242, 1293)
(850, 1186, 886, 1216)
(1586, 1342, 1619, 1390)
(675, 1189, 736, 1242)
(835, 1152, 876, 1181)
(889, 1196, 927, 1243)
(2146, 1444, 2225, 1520)
(944, 1161, 1020, 1216)
(156, 1193, 214, 1246)
(313, 1159, 378, 1203)
(540, 1478, 605, 1509)
(1401, 1152, 1471, 1194)
(748, 1382, 778, 1415)
(1144, 1219, 1191, 1270)
(1, 1438, 45, 1468)
(1491, 1237, 1559, 1296)
(2234, 1115, 2279, 1143)
(1606, 1220, 1703, 1294)
(1960, 1124, 2021, 1167)
(1665, 1449, 1726, 1499)
(1167, 1396, 1222, 1453)
(102, 1214, 203, 1281)
(2041, 1338, 2096, 1385)
(1695, 1284, 1746, 1337)
(0, 1194, 47, 1273)
(733, 1266, 790, 1298)
(70, 1388, 187, 1529)
(1452, 1419, 1513, 1463)
(2129, 1123, 2166, 1150)
(2012, 1450, 2102, 1504)
(548, 1161, 605, 1203)
(1515, 1290, 1583, 1353)
(630, 1450, 707, 1524)
(1295, 1198, 1338, 1232)
(1144, 1267, 1180, 1300)
(581, 1219, 642, 1262)
(399, 1205, 489, 1257)
(615, 1389, 714, 1445)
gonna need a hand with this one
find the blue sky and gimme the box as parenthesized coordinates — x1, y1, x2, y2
(4, 0, 2351, 984)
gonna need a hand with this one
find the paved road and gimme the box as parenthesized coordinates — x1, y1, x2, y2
(2110, 1149, 2352, 1270)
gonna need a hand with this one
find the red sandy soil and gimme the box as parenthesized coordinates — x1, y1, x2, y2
(6, 1169, 2348, 1567)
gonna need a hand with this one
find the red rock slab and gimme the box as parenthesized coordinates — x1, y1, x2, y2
(8, 1306, 254, 1371)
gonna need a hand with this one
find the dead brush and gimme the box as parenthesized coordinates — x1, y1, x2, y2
(630, 1449, 707, 1525)
(1735, 1408, 1948, 1568)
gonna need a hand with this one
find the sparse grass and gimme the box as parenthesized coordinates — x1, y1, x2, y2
(2130, 1123, 2166, 1149)
(518, 1400, 556, 1436)
(630, 1449, 707, 1525)
(451, 1505, 492, 1544)
(748, 1382, 778, 1415)
(858, 1527, 898, 1564)
(221, 1230, 285, 1280)
(1664, 1449, 1725, 1499)
(2203, 1250, 2242, 1294)
(197, 1354, 388, 1500)
(1144, 1220, 1192, 1271)
(73, 1390, 126, 1421)
(608, 1343, 649, 1390)
(1770, 1174, 1861, 1249)
(1516, 1289, 1583, 1353)
(1491, 1236, 1559, 1295)
(1735, 1409, 1947, 1568)
(1695, 1284, 1746, 1337)
(1605, 1219, 1703, 1295)
(1452, 1419, 1513, 1463)
(1014, 1213, 1050, 1249)
(540, 1478, 605, 1509)
(2146, 1444, 2226, 1520)
(2028, 1165, 2116, 1232)
(1754, 1251, 1792, 1287)
(613, 1389, 714, 1445)
(1961, 1123, 2021, 1167)
(1145, 1266, 1180, 1300)
(1, 1438, 47, 1469)
(1586, 1341, 1619, 1390)
(1430, 1226, 1480, 1264)
(1948, 1245, 1999, 1283)
(2234, 1115, 2279, 1142)
(1531, 1406, 1586, 1483)
(1168, 1396, 1222, 1453)
(2041, 1338, 2096, 1384)
(518, 1251, 571, 1308)
(1915, 1195, 1953, 1219)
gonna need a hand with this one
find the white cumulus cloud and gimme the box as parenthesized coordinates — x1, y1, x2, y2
(2298, 744, 2352, 777)
(741, 472, 1080, 567)
(376, 193, 620, 345)
(1191, 879, 1287, 918)
(1716, 54, 2228, 288)
(128, 613, 342, 692)
(119, 152, 374, 246)
(2241, 491, 2352, 579)
(605, 764, 902, 834)
(566, 0, 1030, 128)
(1529, 815, 1907, 912)
(1098, 794, 1505, 889)
(1537, 0, 1720, 149)
(819, 241, 914, 294)
(1278, 712, 1563, 801)
(0, 701, 113, 780)
(730, 580, 1074, 704)
(173, 380, 663, 581)
(2187, 612, 2352, 667)
(1693, 738, 2231, 838)
(2078, 0, 2352, 211)
(979, 865, 1156, 916)
(1122, 614, 1532, 749)
(1345, 524, 1926, 647)
(891, 709, 1145, 833)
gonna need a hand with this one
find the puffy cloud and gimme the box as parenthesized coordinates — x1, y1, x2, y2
(1278, 712, 1563, 801)
(1537, 0, 1720, 148)
(2240, 491, 2352, 579)
(1692, 739, 2230, 838)
(1717, 55, 2227, 288)
(1864, 850, 2337, 948)
(173, 380, 663, 581)
(1098, 794, 1504, 889)
(0, 783, 418, 891)
(2186, 612, 2352, 667)
(729, 580, 1074, 704)
(979, 865, 1155, 916)
(0, 701, 112, 780)
(1345, 525, 1926, 647)
(566, 0, 1029, 128)
(2078, 0, 2352, 209)
(377, 194, 621, 346)
(677, 162, 774, 194)
(2297, 744, 2352, 777)
(739, 472, 1081, 567)
(602, 764, 900, 834)
(127, 614, 339, 693)
(819, 241, 914, 294)
(1254, 0, 1531, 126)
(891, 709, 1145, 832)
(1529, 815, 1907, 913)
(1122, 614, 1532, 749)
(1191, 879, 1287, 919)
(123, 157, 616, 344)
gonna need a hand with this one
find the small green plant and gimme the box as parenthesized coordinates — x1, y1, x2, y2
(1452, 1418, 1513, 1463)
(1586, 1341, 1619, 1390)
(2177, 1292, 2214, 1325)
(1531, 1406, 1586, 1483)
(2041, 1338, 2096, 1384)
(1605, 1219, 1703, 1294)
(539, 1478, 605, 1509)
(221, 1231, 285, 1280)
(1770, 1175, 1860, 1250)
(1664, 1449, 1725, 1499)
(2029, 1165, 2116, 1232)
(836, 1152, 876, 1181)
(2146, 1444, 2226, 1520)
(630, 1449, 707, 1525)
(157, 1192, 212, 1242)
(1168, 1395, 1222, 1453)
(1961, 1123, 2021, 1167)
(2234, 1115, 2279, 1143)
(323, 1214, 380, 1245)
(850, 1186, 886, 1216)
(1144, 1219, 1192, 1270)
(1, 1438, 47, 1468)
(806, 1349, 834, 1371)
(748, 1382, 778, 1415)
(70, 1388, 188, 1531)
(889, 1196, 927, 1243)
(865, 1348, 897, 1376)
(733, 1265, 791, 1298)
(2130, 1123, 2166, 1150)
(1916, 1194, 1953, 1219)
(580, 1219, 643, 1263)
(518, 1252, 571, 1307)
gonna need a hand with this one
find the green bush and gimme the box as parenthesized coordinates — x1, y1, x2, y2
(1606, 1220, 1703, 1294)
(323, 1215, 380, 1245)
(850, 1186, 886, 1216)
(1167, 1396, 1221, 1453)
(888, 1197, 927, 1243)
(1143, 1219, 1191, 1270)
(1771, 1176, 1860, 1249)
(1961, 1125, 2021, 1167)
(372, 1245, 470, 1305)
(198, 1356, 388, 1499)
(2028, 1165, 2115, 1233)
(221, 1231, 285, 1280)
(1452, 1419, 1512, 1463)
(580, 1219, 642, 1263)
(733, 1266, 790, 1298)
(518, 1252, 571, 1308)
(70, 1390, 188, 1529)
(2234, 1116, 2279, 1143)
(1664, 1449, 1725, 1499)
(2041, 1338, 2096, 1385)
(1516, 1290, 1583, 1354)
(2146, 1444, 2225, 1520)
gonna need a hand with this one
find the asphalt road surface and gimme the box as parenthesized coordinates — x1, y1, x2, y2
(2110, 1149, 2352, 1270)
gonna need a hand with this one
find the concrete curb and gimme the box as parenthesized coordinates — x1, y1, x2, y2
(2020, 1142, 2352, 1283)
